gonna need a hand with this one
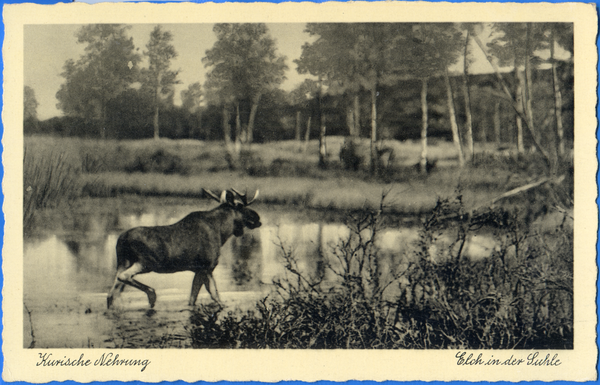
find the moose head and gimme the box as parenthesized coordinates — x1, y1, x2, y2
(204, 188, 262, 236)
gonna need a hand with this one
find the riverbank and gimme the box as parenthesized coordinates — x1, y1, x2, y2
(24, 135, 553, 226)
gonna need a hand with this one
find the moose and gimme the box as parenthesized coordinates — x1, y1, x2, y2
(106, 188, 261, 309)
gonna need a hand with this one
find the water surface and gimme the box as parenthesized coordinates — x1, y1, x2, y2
(23, 200, 495, 348)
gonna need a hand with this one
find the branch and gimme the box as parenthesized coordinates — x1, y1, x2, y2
(435, 175, 565, 222)
(488, 175, 564, 206)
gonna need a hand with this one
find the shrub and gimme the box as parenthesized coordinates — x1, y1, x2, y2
(395, 196, 573, 349)
(339, 139, 363, 171)
(189, 192, 573, 349)
(189, 192, 408, 348)
(125, 149, 187, 174)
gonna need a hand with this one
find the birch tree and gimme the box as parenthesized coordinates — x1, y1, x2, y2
(409, 24, 464, 168)
(143, 25, 180, 140)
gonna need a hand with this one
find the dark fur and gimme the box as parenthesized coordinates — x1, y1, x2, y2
(107, 191, 261, 309)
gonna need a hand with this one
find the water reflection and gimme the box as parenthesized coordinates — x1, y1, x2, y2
(23, 206, 497, 305)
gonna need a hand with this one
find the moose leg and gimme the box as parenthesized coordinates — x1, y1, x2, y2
(205, 273, 224, 307)
(189, 272, 207, 306)
(117, 262, 157, 308)
(107, 266, 127, 309)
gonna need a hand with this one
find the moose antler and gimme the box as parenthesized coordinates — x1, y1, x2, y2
(231, 188, 259, 205)
(203, 188, 221, 203)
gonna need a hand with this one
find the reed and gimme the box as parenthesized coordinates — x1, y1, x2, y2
(23, 148, 83, 234)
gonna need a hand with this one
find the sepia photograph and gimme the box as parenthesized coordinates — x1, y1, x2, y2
(3, 2, 598, 382)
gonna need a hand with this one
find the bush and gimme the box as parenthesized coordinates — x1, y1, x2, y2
(125, 149, 187, 175)
(397, 196, 572, 349)
(189, 192, 573, 349)
(339, 139, 363, 171)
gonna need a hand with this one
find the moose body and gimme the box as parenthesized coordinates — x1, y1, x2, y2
(107, 189, 261, 309)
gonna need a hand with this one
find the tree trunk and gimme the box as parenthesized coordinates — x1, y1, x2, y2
(524, 23, 536, 143)
(223, 104, 232, 146)
(223, 104, 237, 168)
(295, 110, 302, 141)
(247, 93, 261, 144)
(346, 106, 354, 137)
(100, 102, 107, 139)
(515, 69, 525, 153)
(153, 87, 160, 140)
(494, 102, 501, 143)
(462, 77, 474, 160)
(444, 69, 464, 167)
(319, 116, 327, 169)
(317, 78, 326, 168)
(551, 33, 565, 158)
(303, 116, 312, 153)
(235, 101, 242, 154)
(480, 115, 487, 143)
(370, 85, 378, 173)
(462, 30, 474, 161)
(353, 93, 360, 138)
(420, 78, 429, 174)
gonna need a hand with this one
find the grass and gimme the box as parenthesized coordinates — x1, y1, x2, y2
(24, 135, 552, 217)
(24, 134, 522, 176)
(23, 147, 86, 234)
(24, 134, 568, 237)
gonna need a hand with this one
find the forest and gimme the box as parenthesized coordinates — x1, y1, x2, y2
(24, 23, 573, 174)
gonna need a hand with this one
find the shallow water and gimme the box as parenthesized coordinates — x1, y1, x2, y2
(23, 201, 497, 348)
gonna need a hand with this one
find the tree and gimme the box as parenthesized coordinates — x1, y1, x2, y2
(203, 23, 287, 151)
(142, 25, 180, 140)
(203, 62, 238, 167)
(297, 23, 409, 172)
(475, 25, 552, 169)
(289, 79, 318, 144)
(296, 24, 361, 140)
(484, 22, 572, 172)
(539, 23, 573, 159)
(181, 82, 203, 113)
(24, 86, 38, 121)
(488, 23, 531, 153)
(408, 24, 464, 170)
(24, 86, 39, 133)
(460, 24, 476, 161)
(56, 24, 141, 139)
(181, 82, 204, 138)
(404, 26, 439, 174)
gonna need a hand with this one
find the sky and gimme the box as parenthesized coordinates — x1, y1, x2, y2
(24, 23, 316, 120)
(24, 23, 569, 121)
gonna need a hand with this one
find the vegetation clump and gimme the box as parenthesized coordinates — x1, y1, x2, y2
(124, 149, 187, 175)
(189, 193, 573, 349)
(339, 139, 363, 171)
(23, 148, 84, 234)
